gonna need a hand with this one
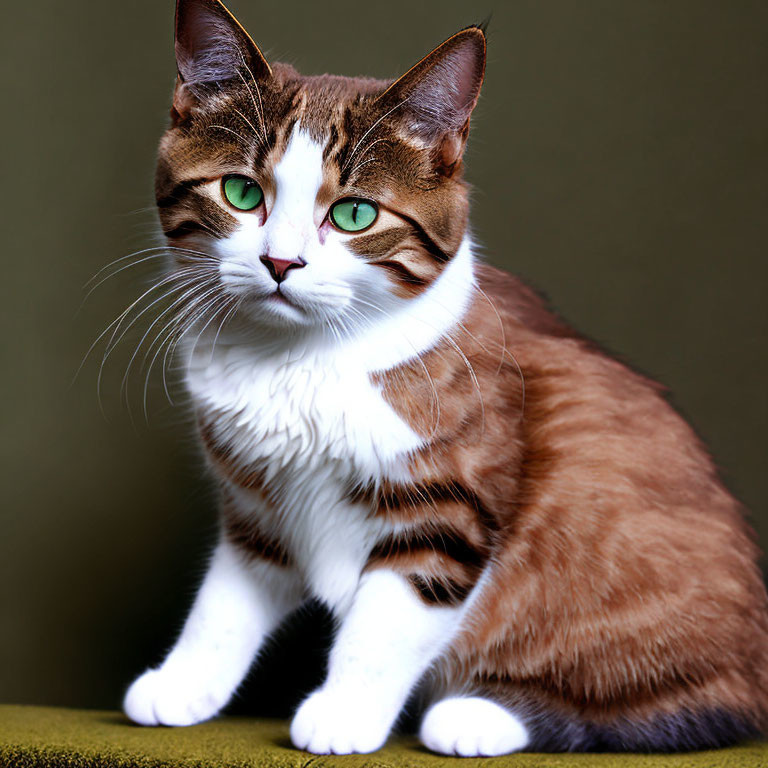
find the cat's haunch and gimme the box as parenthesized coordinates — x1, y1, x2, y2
(122, 0, 768, 755)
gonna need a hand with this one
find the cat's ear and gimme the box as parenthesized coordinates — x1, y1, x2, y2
(172, 0, 271, 123)
(378, 26, 486, 173)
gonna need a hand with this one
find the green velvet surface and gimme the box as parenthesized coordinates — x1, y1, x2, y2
(1, 706, 766, 768)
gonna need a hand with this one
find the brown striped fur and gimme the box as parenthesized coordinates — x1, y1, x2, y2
(371, 263, 768, 739)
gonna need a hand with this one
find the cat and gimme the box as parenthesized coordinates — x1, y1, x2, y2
(122, 0, 768, 756)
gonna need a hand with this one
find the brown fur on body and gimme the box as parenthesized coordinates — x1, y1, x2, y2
(156, 0, 768, 751)
(367, 264, 768, 747)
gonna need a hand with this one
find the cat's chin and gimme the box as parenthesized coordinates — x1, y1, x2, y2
(238, 291, 342, 333)
(263, 290, 306, 317)
(239, 291, 312, 325)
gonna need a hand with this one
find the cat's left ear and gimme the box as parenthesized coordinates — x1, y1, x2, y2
(172, 0, 271, 123)
(378, 26, 486, 174)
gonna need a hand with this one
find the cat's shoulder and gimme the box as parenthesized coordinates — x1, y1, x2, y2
(471, 261, 579, 341)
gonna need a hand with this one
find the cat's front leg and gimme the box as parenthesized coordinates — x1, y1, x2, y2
(124, 536, 301, 726)
(290, 569, 461, 754)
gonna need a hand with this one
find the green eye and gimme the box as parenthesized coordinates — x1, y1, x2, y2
(223, 175, 263, 211)
(330, 198, 378, 232)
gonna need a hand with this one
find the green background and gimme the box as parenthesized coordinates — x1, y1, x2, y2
(1, 0, 766, 714)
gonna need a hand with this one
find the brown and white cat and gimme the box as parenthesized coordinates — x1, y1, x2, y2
(123, 0, 768, 755)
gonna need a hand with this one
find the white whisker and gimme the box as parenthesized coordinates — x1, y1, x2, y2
(208, 124, 252, 148)
(342, 98, 409, 173)
(121, 277, 220, 405)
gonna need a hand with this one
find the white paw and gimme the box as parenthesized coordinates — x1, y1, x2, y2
(290, 687, 391, 754)
(420, 696, 529, 756)
(123, 666, 231, 727)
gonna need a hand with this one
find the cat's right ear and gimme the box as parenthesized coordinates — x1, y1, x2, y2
(172, 0, 271, 123)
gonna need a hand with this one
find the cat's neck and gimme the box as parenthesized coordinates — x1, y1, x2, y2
(346, 235, 476, 372)
(187, 235, 476, 377)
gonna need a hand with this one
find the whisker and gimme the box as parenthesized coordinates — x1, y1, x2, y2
(184, 295, 237, 369)
(346, 137, 388, 178)
(140, 281, 223, 383)
(131, 284, 221, 421)
(207, 297, 241, 364)
(232, 107, 262, 144)
(471, 282, 525, 417)
(101, 269, 211, 363)
(236, 55, 268, 145)
(84, 246, 216, 289)
(342, 98, 409, 173)
(163, 290, 236, 377)
(208, 124, 252, 148)
(96, 270, 215, 410)
(80, 254, 173, 311)
(79, 247, 219, 316)
(444, 331, 485, 436)
(429, 277, 525, 422)
(347, 156, 379, 178)
(121, 277, 220, 403)
(142, 289, 230, 417)
(74, 269, 200, 399)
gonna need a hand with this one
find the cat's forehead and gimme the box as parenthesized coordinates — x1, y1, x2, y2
(157, 61, 469, 256)
(214, 64, 390, 146)
(274, 64, 391, 121)
(261, 65, 393, 164)
(161, 64, 420, 195)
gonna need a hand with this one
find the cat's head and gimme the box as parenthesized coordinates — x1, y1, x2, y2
(157, 0, 485, 338)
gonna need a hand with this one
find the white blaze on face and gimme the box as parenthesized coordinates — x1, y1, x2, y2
(266, 125, 325, 262)
(216, 124, 368, 326)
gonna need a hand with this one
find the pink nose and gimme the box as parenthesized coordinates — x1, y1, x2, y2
(259, 255, 307, 284)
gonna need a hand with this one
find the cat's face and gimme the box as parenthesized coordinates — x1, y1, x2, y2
(157, 0, 485, 337)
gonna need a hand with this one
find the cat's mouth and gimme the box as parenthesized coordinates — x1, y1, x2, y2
(263, 289, 308, 319)
(267, 289, 298, 308)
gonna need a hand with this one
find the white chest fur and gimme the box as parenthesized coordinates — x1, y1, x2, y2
(187, 340, 423, 482)
(183, 236, 476, 607)
(185, 339, 421, 608)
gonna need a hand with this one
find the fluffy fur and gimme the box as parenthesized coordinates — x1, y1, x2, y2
(123, 0, 768, 756)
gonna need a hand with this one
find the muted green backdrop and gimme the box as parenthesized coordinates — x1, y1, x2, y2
(1, 0, 766, 712)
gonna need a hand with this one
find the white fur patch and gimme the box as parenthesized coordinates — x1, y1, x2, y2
(420, 696, 530, 756)
(123, 539, 301, 726)
(291, 570, 463, 754)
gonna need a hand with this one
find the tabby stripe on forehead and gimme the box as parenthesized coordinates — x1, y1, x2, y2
(322, 123, 340, 161)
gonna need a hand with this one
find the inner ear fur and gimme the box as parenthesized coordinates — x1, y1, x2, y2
(377, 26, 486, 173)
(172, 0, 271, 123)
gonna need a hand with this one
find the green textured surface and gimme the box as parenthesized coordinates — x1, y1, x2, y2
(1, 706, 767, 768)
